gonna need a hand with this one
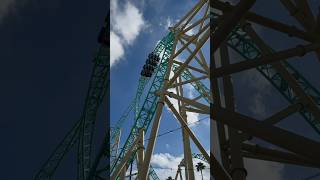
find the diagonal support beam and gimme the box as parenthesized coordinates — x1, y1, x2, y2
(212, 0, 316, 42)
(178, 38, 210, 72)
(174, 60, 208, 75)
(243, 23, 320, 128)
(262, 103, 303, 125)
(111, 136, 140, 180)
(170, 75, 208, 89)
(169, 28, 210, 87)
(294, 0, 316, 28)
(212, 106, 320, 162)
(185, 107, 210, 115)
(212, 0, 256, 52)
(174, 0, 207, 29)
(279, 0, 320, 62)
(280, 0, 315, 31)
(212, 43, 320, 78)
(163, 91, 210, 113)
(181, 14, 210, 36)
(165, 97, 232, 180)
(165, 97, 209, 160)
(241, 143, 320, 168)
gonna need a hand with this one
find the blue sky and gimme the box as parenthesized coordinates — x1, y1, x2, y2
(111, 0, 320, 179)
(0, 0, 320, 179)
(214, 0, 320, 180)
(110, 0, 210, 179)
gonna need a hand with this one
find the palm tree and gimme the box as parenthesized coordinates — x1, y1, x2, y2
(195, 162, 205, 180)
(166, 176, 173, 180)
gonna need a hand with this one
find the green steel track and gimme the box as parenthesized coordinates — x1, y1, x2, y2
(110, 77, 149, 149)
(109, 32, 175, 179)
(36, 10, 320, 180)
(110, 32, 212, 179)
(228, 22, 320, 134)
(77, 45, 109, 180)
(112, 12, 320, 179)
(212, 12, 320, 134)
(35, 44, 109, 180)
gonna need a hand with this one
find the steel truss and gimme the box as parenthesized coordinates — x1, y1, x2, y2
(111, 0, 211, 179)
(210, 0, 320, 179)
(35, 0, 320, 179)
(35, 14, 109, 180)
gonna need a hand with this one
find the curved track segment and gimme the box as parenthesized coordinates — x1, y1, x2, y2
(212, 11, 320, 134)
(210, 1, 320, 178)
(227, 21, 320, 134)
(77, 45, 109, 180)
(110, 1, 211, 179)
(108, 32, 175, 179)
(35, 44, 109, 180)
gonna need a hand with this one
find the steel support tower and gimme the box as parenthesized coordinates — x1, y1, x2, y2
(210, 0, 320, 179)
(35, 13, 110, 180)
(111, 0, 211, 179)
(35, 0, 320, 179)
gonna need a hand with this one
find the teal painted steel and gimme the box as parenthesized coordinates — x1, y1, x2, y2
(35, 120, 81, 179)
(110, 32, 175, 179)
(35, 44, 109, 180)
(38, 9, 320, 180)
(110, 76, 149, 143)
(110, 34, 212, 179)
(78, 45, 109, 180)
(176, 66, 211, 103)
(107, 33, 174, 179)
(212, 12, 320, 134)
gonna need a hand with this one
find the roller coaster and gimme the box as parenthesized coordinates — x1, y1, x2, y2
(35, 0, 320, 179)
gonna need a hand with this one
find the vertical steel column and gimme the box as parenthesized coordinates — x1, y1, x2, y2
(243, 23, 320, 124)
(178, 76, 195, 180)
(211, 49, 231, 171)
(279, 0, 320, 62)
(211, 1, 255, 179)
(175, 78, 190, 180)
(210, 2, 230, 171)
(137, 129, 145, 174)
(210, 1, 231, 179)
(220, 42, 247, 179)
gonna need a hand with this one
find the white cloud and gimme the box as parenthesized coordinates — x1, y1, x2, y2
(165, 18, 173, 29)
(110, 0, 146, 67)
(249, 93, 267, 118)
(150, 153, 284, 180)
(166, 74, 200, 126)
(186, 111, 200, 125)
(110, 32, 124, 66)
(112, 1, 145, 44)
(151, 152, 210, 180)
(151, 153, 183, 169)
(160, 17, 180, 30)
(165, 143, 170, 149)
(184, 21, 198, 36)
(185, 84, 200, 125)
(244, 69, 272, 118)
